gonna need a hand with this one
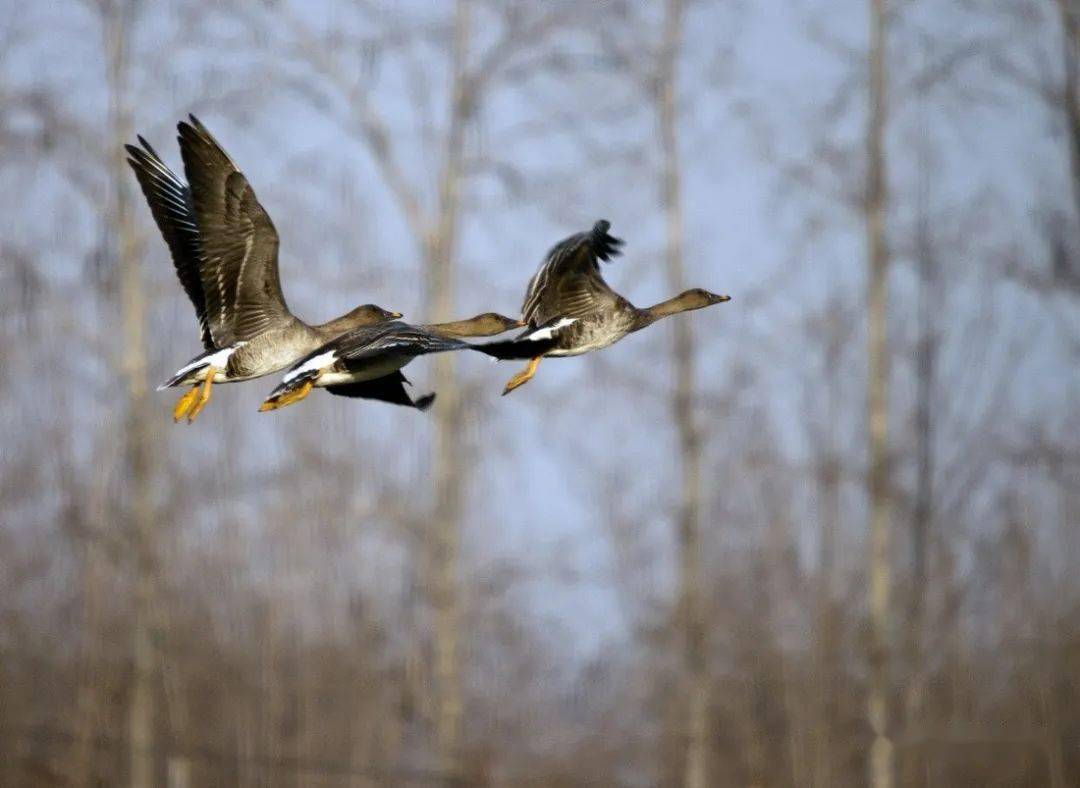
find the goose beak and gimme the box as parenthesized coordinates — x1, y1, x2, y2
(389, 311, 403, 319)
(515, 320, 527, 327)
(710, 293, 732, 304)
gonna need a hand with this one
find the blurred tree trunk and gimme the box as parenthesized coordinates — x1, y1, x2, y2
(1031, 457, 1068, 788)
(1037, 621, 1067, 788)
(657, 1, 708, 786)
(102, 2, 157, 785)
(865, 1, 893, 787)
(62, 438, 116, 784)
(1056, 0, 1080, 219)
(427, 0, 473, 775)
(812, 315, 842, 788)
(901, 130, 937, 787)
(68, 534, 107, 784)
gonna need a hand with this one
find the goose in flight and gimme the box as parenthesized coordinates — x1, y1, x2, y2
(126, 116, 402, 423)
(481, 220, 730, 394)
(259, 313, 523, 412)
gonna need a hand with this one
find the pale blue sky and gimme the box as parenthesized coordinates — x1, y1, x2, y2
(2, 0, 1075, 678)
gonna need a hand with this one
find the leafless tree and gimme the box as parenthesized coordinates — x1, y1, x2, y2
(655, 1, 710, 786)
(865, 1, 893, 785)
(95, 0, 161, 785)
(1, 1, 1078, 785)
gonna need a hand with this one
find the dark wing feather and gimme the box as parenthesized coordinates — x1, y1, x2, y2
(474, 335, 558, 359)
(177, 115, 290, 347)
(326, 372, 436, 410)
(125, 137, 213, 350)
(284, 322, 469, 381)
(335, 322, 469, 365)
(521, 220, 624, 326)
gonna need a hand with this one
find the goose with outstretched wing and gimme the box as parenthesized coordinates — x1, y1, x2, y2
(479, 220, 731, 394)
(126, 116, 401, 423)
(259, 313, 523, 412)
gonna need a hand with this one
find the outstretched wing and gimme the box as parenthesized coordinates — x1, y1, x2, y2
(278, 322, 468, 386)
(335, 322, 469, 365)
(177, 115, 291, 347)
(125, 136, 213, 350)
(521, 219, 624, 327)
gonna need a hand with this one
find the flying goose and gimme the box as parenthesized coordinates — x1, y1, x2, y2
(481, 220, 730, 394)
(125, 116, 402, 423)
(258, 313, 523, 412)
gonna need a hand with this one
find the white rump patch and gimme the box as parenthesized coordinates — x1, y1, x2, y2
(160, 342, 246, 389)
(526, 317, 577, 341)
(203, 343, 244, 369)
(283, 350, 337, 383)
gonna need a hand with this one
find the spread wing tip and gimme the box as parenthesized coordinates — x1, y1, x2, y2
(134, 134, 160, 157)
(591, 219, 624, 262)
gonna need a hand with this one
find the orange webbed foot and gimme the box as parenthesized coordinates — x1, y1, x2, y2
(172, 385, 201, 423)
(185, 366, 217, 424)
(502, 356, 542, 396)
(259, 378, 315, 412)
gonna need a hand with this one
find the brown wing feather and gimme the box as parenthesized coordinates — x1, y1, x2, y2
(125, 136, 214, 350)
(521, 220, 623, 326)
(177, 115, 291, 347)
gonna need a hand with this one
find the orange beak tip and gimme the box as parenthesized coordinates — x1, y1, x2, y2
(258, 401, 274, 412)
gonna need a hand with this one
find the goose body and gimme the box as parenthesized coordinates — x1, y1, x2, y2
(126, 116, 400, 421)
(158, 317, 387, 388)
(526, 309, 638, 357)
(260, 313, 522, 412)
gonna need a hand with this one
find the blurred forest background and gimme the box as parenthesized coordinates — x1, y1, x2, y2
(2, 0, 1079, 786)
